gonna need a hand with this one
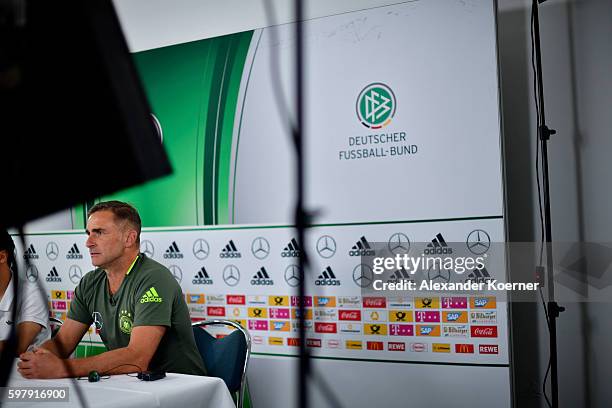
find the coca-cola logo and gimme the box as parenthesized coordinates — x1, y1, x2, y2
(227, 295, 245, 305)
(339, 310, 361, 321)
(363, 297, 386, 308)
(315, 322, 337, 333)
(471, 326, 498, 338)
(207, 306, 225, 316)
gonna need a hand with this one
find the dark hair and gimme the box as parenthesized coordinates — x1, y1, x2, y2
(0, 229, 17, 271)
(87, 201, 141, 243)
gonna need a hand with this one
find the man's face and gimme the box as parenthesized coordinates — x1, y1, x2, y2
(85, 210, 131, 268)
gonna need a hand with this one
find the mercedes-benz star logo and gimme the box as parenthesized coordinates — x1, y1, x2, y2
(251, 237, 270, 260)
(223, 265, 240, 287)
(192, 239, 210, 260)
(169, 265, 183, 283)
(284, 264, 302, 287)
(427, 264, 451, 283)
(46, 242, 59, 261)
(388, 233, 410, 254)
(316, 235, 337, 259)
(69, 265, 83, 284)
(353, 264, 374, 288)
(140, 240, 155, 258)
(26, 265, 39, 283)
(466, 229, 491, 255)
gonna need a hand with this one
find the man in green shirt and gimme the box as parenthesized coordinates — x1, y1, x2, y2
(17, 201, 206, 378)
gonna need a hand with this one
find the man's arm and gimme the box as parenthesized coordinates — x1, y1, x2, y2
(15, 322, 43, 355)
(18, 325, 166, 379)
(38, 318, 89, 358)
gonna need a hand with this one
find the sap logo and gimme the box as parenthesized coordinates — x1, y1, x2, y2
(317, 297, 332, 306)
(474, 298, 489, 307)
(446, 312, 461, 322)
(420, 327, 432, 335)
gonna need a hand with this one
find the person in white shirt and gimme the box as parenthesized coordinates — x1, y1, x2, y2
(0, 230, 49, 354)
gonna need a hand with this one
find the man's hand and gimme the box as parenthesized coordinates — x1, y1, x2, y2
(17, 348, 69, 379)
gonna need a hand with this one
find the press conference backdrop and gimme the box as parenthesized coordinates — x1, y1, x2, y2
(20, 0, 511, 406)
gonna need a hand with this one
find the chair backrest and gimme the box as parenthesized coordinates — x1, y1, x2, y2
(49, 317, 63, 338)
(192, 320, 251, 408)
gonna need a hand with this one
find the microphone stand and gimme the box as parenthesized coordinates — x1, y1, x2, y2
(532, 1, 565, 406)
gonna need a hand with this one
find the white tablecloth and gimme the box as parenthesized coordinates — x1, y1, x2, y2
(3, 367, 235, 408)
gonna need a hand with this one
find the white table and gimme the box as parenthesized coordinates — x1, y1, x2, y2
(3, 367, 235, 408)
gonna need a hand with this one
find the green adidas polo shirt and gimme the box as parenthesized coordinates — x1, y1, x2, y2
(68, 254, 206, 376)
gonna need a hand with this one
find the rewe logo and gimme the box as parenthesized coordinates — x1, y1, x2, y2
(192, 267, 213, 285)
(163, 242, 184, 259)
(349, 236, 375, 256)
(23, 244, 39, 260)
(357, 83, 396, 129)
(220, 240, 241, 259)
(424, 233, 452, 255)
(46, 267, 61, 283)
(281, 238, 301, 258)
(66, 243, 83, 259)
(315, 266, 340, 286)
(251, 267, 274, 286)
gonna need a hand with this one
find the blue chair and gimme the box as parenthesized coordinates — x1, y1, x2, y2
(192, 320, 251, 408)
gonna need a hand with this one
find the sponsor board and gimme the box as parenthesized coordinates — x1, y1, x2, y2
(432, 343, 451, 353)
(51, 301, 66, 310)
(315, 322, 337, 334)
(287, 338, 300, 347)
(345, 340, 362, 350)
(363, 297, 386, 308)
(337, 296, 361, 308)
(442, 325, 469, 338)
(248, 320, 269, 331)
(326, 339, 340, 349)
(307, 338, 322, 348)
(248, 307, 268, 318)
(291, 296, 313, 307)
(471, 326, 498, 338)
(314, 309, 337, 321)
(252, 336, 264, 345)
(248, 295, 267, 305)
(338, 310, 361, 321)
(364, 310, 387, 323)
(389, 324, 414, 336)
(268, 337, 284, 346)
(441, 297, 468, 309)
(415, 297, 439, 309)
(206, 295, 225, 305)
(387, 296, 413, 308)
(442, 311, 468, 323)
(269, 308, 290, 319)
(364, 324, 387, 335)
(470, 296, 496, 309)
(291, 308, 313, 320)
(388, 310, 413, 322)
(269, 296, 289, 306)
(291, 321, 314, 331)
(230, 307, 247, 318)
(470, 311, 497, 324)
(227, 295, 246, 305)
(51, 290, 66, 300)
(479, 344, 499, 354)
(367, 341, 384, 351)
(416, 325, 441, 336)
(410, 342, 428, 352)
(232, 319, 247, 328)
(415, 311, 440, 323)
(186, 294, 205, 304)
(455, 344, 475, 353)
(314, 296, 336, 308)
(339, 323, 362, 334)
(387, 342, 406, 351)
(207, 306, 225, 317)
(189, 305, 206, 315)
(270, 321, 290, 332)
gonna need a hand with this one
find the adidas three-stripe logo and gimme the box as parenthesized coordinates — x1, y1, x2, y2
(24, 244, 39, 259)
(140, 287, 163, 303)
(281, 238, 301, 257)
(251, 267, 273, 285)
(220, 240, 241, 258)
(163, 241, 183, 259)
(192, 267, 213, 284)
(424, 233, 453, 255)
(46, 267, 61, 282)
(67, 243, 83, 259)
(388, 267, 412, 282)
(315, 266, 340, 286)
(349, 236, 375, 256)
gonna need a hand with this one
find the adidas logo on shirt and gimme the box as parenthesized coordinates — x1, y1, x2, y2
(315, 266, 340, 286)
(424, 233, 453, 255)
(140, 287, 163, 303)
(251, 267, 274, 286)
(66, 243, 83, 259)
